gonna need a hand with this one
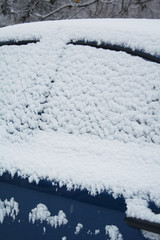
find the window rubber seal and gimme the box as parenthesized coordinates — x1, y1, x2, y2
(0, 39, 39, 47)
(68, 40, 160, 64)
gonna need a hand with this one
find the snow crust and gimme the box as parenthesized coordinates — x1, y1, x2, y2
(0, 198, 19, 223)
(0, 19, 160, 215)
(105, 225, 123, 240)
(29, 203, 68, 228)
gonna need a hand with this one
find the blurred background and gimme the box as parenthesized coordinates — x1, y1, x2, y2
(0, 0, 160, 27)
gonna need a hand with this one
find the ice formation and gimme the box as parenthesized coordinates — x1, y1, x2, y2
(74, 223, 83, 234)
(0, 198, 19, 224)
(29, 203, 68, 228)
(105, 225, 123, 240)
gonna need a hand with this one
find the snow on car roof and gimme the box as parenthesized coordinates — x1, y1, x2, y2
(0, 19, 160, 56)
(0, 19, 160, 210)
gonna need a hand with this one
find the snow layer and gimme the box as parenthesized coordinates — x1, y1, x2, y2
(29, 203, 68, 228)
(0, 131, 160, 206)
(126, 198, 160, 223)
(0, 198, 19, 223)
(0, 22, 160, 144)
(0, 19, 160, 56)
(105, 225, 123, 240)
(0, 19, 160, 212)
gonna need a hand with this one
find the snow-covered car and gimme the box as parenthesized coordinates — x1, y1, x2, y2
(0, 19, 160, 240)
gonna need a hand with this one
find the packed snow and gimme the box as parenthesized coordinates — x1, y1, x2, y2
(29, 203, 68, 228)
(0, 198, 19, 223)
(105, 225, 123, 240)
(0, 19, 160, 218)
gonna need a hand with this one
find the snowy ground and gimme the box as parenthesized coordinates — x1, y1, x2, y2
(0, 19, 160, 225)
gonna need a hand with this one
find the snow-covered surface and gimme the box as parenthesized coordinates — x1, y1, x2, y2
(105, 225, 123, 240)
(0, 19, 160, 214)
(0, 131, 160, 206)
(0, 198, 19, 223)
(126, 198, 160, 223)
(0, 19, 160, 56)
(0, 20, 160, 144)
(142, 230, 160, 240)
(29, 203, 68, 228)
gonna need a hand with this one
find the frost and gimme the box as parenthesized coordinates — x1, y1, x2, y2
(105, 225, 123, 240)
(29, 203, 68, 228)
(43, 227, 46, 234)
(0, 198, 19, 224)
(74, 223, 83, 235)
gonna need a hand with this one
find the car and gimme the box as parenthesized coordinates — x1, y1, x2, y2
(0, 19, 160, 240)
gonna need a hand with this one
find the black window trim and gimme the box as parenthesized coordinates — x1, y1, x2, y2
(0, 39, 39, 47)
(68, 40, 160, 64)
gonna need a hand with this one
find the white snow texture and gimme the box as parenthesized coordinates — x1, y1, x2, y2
(0, 19, 160, 217)
(105, 225, 123, 240)
(0, 198, 19, 223)
(74, 223, 83, 235)
(126, 198, 160, 224)
(29, 203, 68, 228)
(141, 230, 160, 240)
(0, 19, 160, 144)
